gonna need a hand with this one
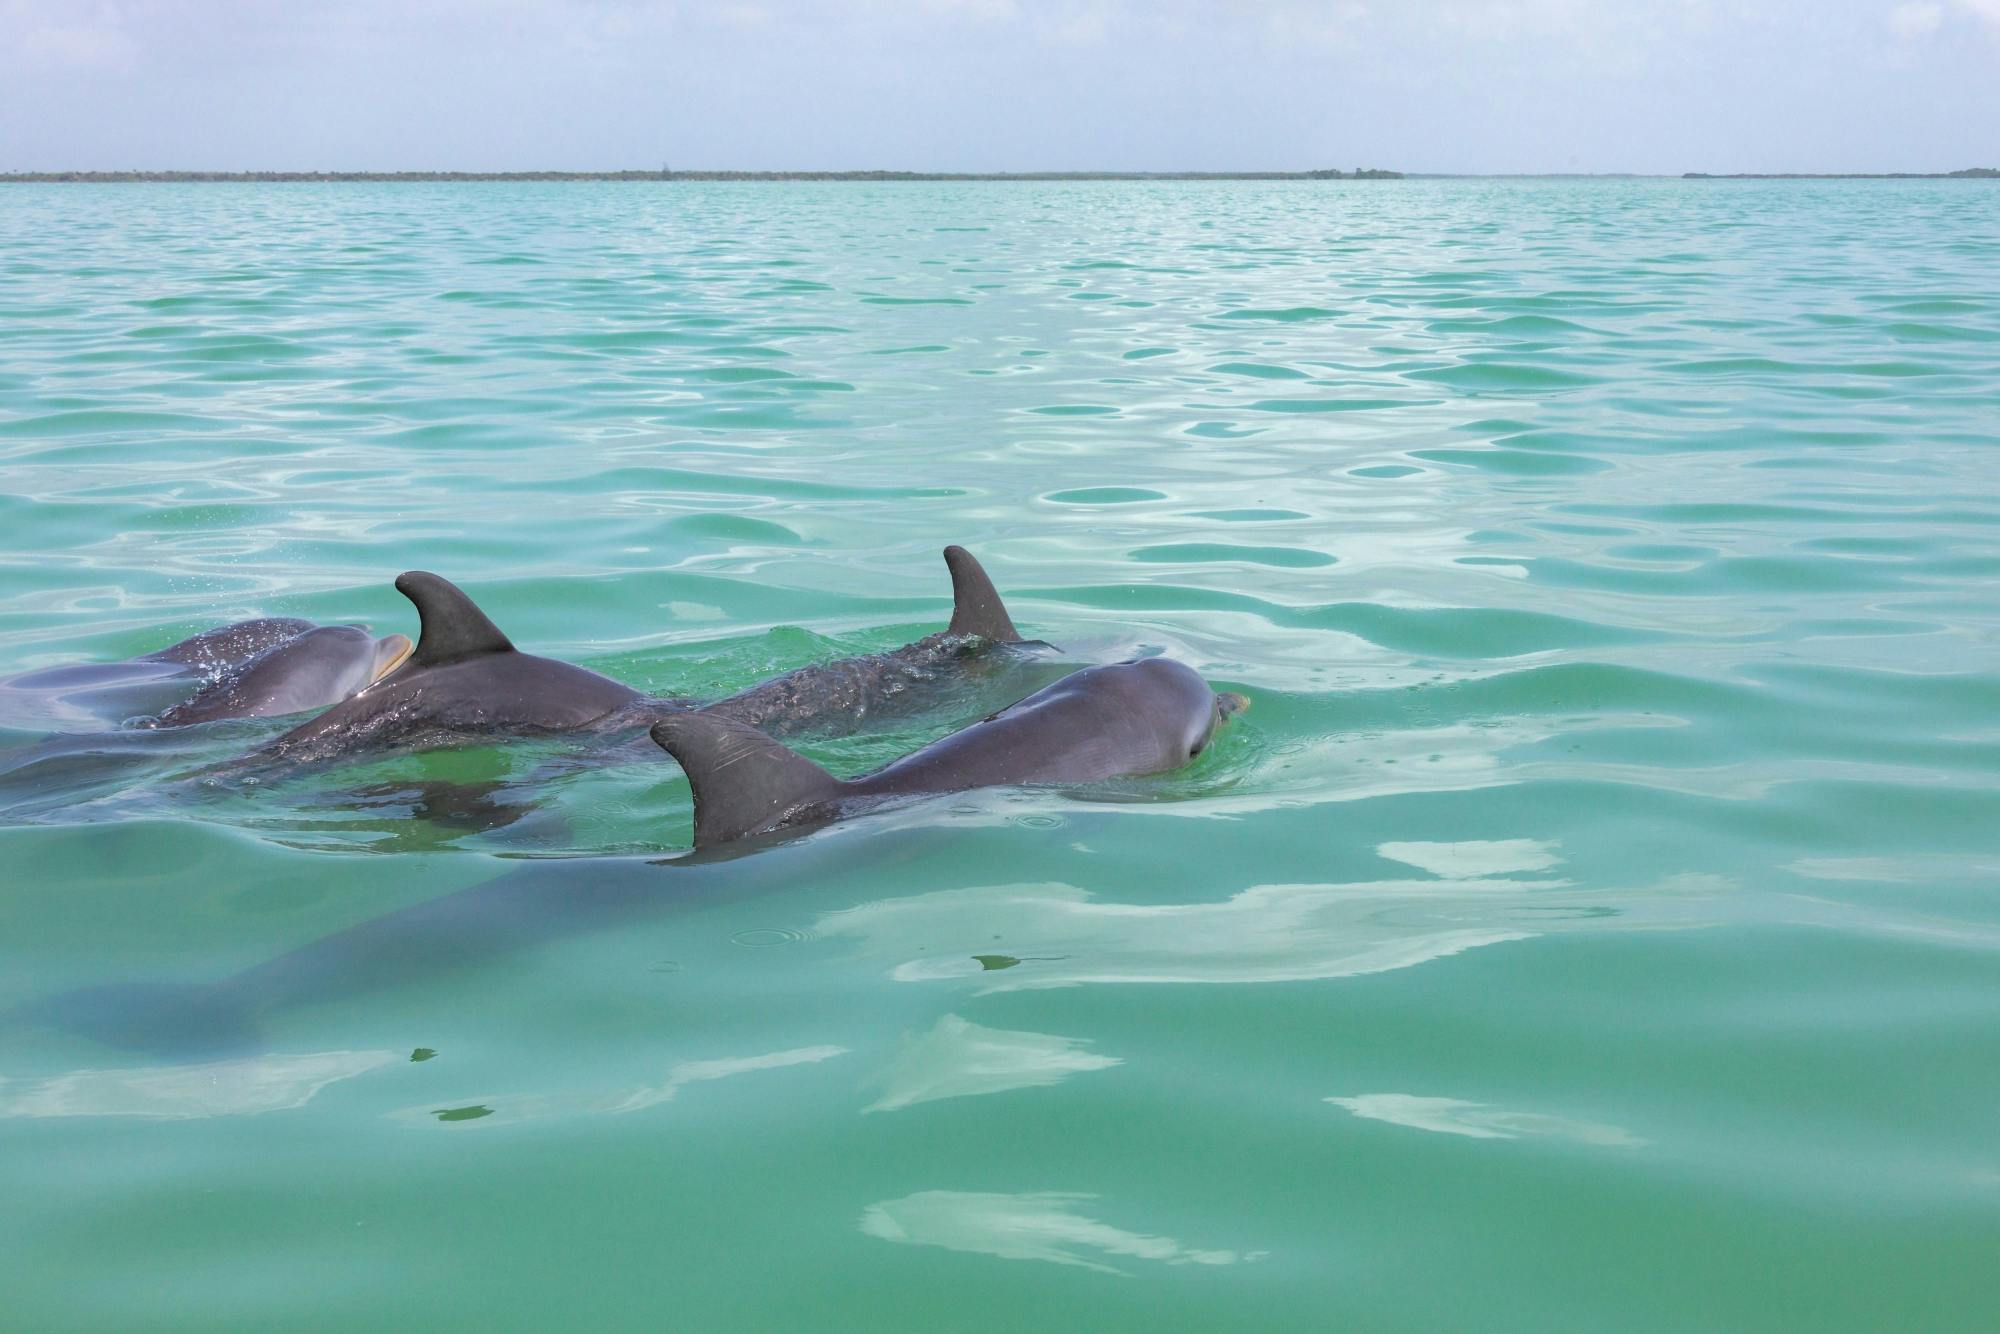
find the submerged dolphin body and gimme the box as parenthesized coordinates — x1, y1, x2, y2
(263, 547, 1035, 762)
(5, 837, 839, 1059)
(653, 658, 1248, 848)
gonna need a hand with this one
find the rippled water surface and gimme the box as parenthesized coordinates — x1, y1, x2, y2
(2, 181, 1997, 1331)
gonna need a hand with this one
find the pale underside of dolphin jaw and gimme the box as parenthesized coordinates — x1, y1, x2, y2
(368, 633, 414, 685)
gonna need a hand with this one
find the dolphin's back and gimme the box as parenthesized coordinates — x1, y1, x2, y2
(654, 658, 1227, 847)
(862, 659, 1212, 793)
(707, 546, 1035, 735)
(141, 618, 318, 668)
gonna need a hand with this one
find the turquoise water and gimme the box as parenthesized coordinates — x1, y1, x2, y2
(2, 180, 1997, 1330)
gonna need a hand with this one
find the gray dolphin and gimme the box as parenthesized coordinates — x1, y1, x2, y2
(262, 547, 1034, 762)
(0, 617, 401, 733)
(264, 572, 648, 760)
(7, 841, 813, 1058)
(705, 545, 1034, 734)
(652, 658, 1248, 848)
(138, 618, 322, 670)
(151, 625, 414, 727)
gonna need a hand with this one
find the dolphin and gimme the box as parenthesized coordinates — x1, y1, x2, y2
(7, 828, 1723, 1065)
(0, 617, 397, 733)
(261, 547, 1035, 762)
(5, 840, 820, 1059)
(652, 657, 1248, 848)
(150, 625, 414, 727)
(705, 545, 1036, 735)
(262, 571, 651, 760)
(138, 618, 322, 671)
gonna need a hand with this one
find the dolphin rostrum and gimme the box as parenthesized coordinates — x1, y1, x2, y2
(652, 657, 1247, 848)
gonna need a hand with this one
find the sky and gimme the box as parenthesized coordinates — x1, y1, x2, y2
(1, 0, 1995, 175)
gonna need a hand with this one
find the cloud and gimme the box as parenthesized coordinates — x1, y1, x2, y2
(4, 0, 140, 73)
(1262, 1, 1370, 48)
(1951, 0, 2000, 26)
(907, 0, 1020, 20)
(1887, 2, 1944, 38)
(4, 0, 1993, 174)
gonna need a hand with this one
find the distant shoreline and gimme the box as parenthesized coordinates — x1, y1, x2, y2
(1682, 169, 1997, 180)
(4, 168, 1993, 184)
(0, 169, 1404, 184)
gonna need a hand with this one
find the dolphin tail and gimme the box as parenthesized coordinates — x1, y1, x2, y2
(650, 714, 845, 848)
(395, 571, 516, 668)
(943, 546, 1023, 642)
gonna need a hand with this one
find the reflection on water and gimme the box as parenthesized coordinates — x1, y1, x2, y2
(0, 1049, 397, 1119)
(0, 659, 193, 733)
(390, 1044, 848, 1128)
(1328, 1093, 1645, 1146)
(866, 1014, 1121, 1113)
(820, 873, 1726, 992)
(3, 176, 1997, 1331)
(1376, 838, 1563, 878)
(860, 1191, 1262, 1275)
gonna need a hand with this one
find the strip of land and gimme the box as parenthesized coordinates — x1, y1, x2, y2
(1683, 169, 1996, 179)
(0, 169, 1404, 183)
(6, 168, 1991, 184)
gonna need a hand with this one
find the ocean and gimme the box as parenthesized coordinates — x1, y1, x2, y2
(1, 179, 1996, 1331)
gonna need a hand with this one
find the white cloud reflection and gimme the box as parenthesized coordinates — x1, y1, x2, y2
(860, 1190, 1261, 1275)
(1377, 838, 1563, 879)
(819, 875, 1724, 993)
(1328, 1093, 1645, 1146)
(0, 1049, 398, 1120)
(392, 1044, 848, 1128)
(866, 1014, 1120, 1113)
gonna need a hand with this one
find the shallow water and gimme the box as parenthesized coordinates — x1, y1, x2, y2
(2, 179, 1997, 1330)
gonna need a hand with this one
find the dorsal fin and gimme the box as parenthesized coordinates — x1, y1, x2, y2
(943, 545, 1022, 642)
(395, 571, 515, 668)
(650, 713, 844, 848)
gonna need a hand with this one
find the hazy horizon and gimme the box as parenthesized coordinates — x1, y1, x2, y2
(3, 1, 1997, 177)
